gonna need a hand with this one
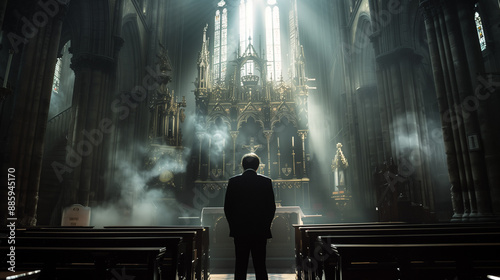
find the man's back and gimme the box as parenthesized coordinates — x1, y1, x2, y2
(224, 153, 276, 280)
(224, 170, 276, 239)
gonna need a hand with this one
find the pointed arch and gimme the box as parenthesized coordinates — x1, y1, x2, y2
(237, 113, 265, 130)
(118, 14, 143, 91)
(353, 14, 376, 89)
(271, 106, 299, 130)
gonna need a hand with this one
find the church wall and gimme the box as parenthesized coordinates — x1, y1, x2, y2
(369, 0, 440, 218)
(408, 3, 451, 220)
(318, 0, 456, 221)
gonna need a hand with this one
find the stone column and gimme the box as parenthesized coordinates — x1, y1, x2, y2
(2, 1, 68, 226)
(445, 1, 494, 218)
(419, 0, 499, 220)
(421, 1, 466, 219)
(433, 3, 476, 218)
(65, 0, 124, 207)
(374, 47, 434, 209)
(458, 0, 500, 217)
(68, 53, 118, 206)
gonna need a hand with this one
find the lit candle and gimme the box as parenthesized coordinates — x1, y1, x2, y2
(292, 136, 294, 147)
(277, 137, 280, 148)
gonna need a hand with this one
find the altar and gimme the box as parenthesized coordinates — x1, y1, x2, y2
(201, 206, 304, 272)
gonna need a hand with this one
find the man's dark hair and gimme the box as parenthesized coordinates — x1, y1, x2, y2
(241, 153, 260, 171)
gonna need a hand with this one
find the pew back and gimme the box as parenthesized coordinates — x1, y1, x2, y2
(5, 226, 210, 280)
(293, 222, 500, 280)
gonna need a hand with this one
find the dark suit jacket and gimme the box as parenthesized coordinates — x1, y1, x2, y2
(224, 170, 276, 239)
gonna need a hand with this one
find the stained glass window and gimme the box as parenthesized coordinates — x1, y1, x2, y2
(475, 11, 487, 51)
(265, 2, 281, 81)
(49, 41, 73, 118)
(214, 2, 228, 82)
(52, 57, 61, 94)
(240, 0, 254, 77)
(221, 8, 227, 80)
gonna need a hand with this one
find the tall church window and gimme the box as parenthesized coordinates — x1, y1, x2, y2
(52, 56, 62, 95)
(214, 1, 228, 82)
(265, 0, 281, 81)
(475, 11, 487, 51)
(240, 0, 254, 77)
(49, 41, 74, 118)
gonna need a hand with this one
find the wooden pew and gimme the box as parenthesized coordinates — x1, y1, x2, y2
(16, 246, 167, 280)
(293, 222, 500, 280)
(103, 226, 210, 280)
(18, 229, 196, 280)
(294, 223, 500, 264)
(2, 234, 181, 280)
(16, 226, 209, 280)
(318, 232, 500, 280)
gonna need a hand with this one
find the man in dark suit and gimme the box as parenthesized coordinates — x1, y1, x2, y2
(224, 153, 276, 280)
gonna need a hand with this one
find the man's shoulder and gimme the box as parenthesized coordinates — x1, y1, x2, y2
(256, 173, 272, 181)
(229, 173, 271, 181)
(229, 174, 243, 181)
(228, 174, 243, 185)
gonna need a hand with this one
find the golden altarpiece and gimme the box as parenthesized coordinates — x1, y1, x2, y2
(145, 44, 187, 191)
(191, 0, 312, 209)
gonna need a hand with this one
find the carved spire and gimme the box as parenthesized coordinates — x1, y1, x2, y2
(197, 24, 211, 89)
